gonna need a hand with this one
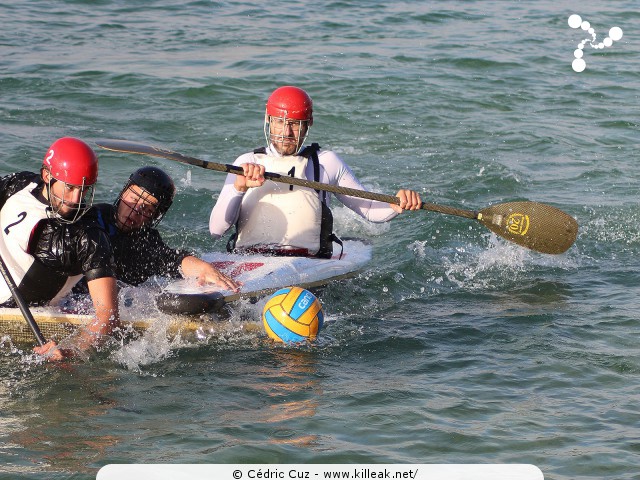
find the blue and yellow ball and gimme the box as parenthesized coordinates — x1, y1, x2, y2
(262, 286, 324, 343)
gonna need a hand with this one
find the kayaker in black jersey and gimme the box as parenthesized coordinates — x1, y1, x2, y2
(0, 137, 120, 360)
(74, 166, 240, 293)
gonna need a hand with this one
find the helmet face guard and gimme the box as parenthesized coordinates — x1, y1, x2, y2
(44, 173, 95, 224)
(264, 115, 311, 156)
(263, 86, 313, 155)
(115, 167, 175, 231)
(116, 182, 163, 231)
(42, 137, 98, 224)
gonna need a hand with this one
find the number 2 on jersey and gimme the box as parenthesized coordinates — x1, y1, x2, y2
(4, 212, 27, 235)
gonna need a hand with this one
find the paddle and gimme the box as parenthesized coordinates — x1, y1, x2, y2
(0, 252, 46, 346)
(95, 139, 578, 254)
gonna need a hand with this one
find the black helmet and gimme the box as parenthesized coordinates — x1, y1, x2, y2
(118, 166, 175, 227)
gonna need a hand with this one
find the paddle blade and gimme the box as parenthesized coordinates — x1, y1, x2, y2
(155, 291, 227, 315)
(478, 201, 578, 254)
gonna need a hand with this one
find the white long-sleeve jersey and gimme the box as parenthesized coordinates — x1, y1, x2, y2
(209, 145, 398, 238)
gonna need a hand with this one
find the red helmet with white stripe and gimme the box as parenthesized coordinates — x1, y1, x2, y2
(266, 86, 313, 121)
(264, 86, 314, 154)
(42, 137, 98, 186)
(42, 137, 98, 223)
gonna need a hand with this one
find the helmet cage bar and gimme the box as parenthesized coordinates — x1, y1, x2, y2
(44, 173, 95, 224)
(115, 182, 165, 230)
(264, 113, 311, 154)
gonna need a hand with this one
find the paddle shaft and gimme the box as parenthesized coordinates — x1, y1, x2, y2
(99, 141, 479, 220)
(0, 253, 46, 346)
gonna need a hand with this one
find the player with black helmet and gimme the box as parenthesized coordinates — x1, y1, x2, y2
(81, 166, 239, 291)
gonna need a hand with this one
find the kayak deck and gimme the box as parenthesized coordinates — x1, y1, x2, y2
(157, 238, 372, 314)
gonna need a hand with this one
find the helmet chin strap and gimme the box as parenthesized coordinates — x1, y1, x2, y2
(112, 201, 129, 231)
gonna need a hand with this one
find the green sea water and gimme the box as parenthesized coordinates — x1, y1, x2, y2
(1, 1, 639, 479)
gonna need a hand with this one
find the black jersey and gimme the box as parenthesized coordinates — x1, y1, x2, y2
(91, 203, 192, 287)
(0, 171, 115, 306)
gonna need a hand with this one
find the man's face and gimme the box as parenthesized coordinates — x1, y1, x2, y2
(43, 170, 91, 220)
(116, 185, 159, 232)
(269, 116, 309, 156)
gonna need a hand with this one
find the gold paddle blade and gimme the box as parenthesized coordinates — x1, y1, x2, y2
(478, 201, 578, 254)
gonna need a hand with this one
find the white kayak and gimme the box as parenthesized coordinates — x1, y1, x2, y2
(155, 238, 373, 314)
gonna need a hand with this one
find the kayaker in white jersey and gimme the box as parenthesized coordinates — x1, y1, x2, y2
(209, 85, 422, 258)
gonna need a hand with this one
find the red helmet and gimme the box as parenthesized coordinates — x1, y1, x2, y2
(42, 137, 98, 186)
(266, 86, 313, 122)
